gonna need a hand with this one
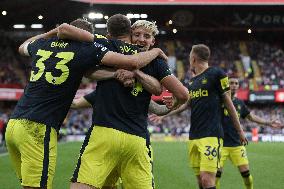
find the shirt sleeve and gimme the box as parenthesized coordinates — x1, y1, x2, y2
(215, 67, 230, 95)
(152, 58, 173, 81)
(92, 42, 109, 62)
(27, 38, 46, 56)
(83, 91, 97, 106)
(93, 34, 109, 48)
(240, 100, 250, 119)
(80, 42, 110, 71)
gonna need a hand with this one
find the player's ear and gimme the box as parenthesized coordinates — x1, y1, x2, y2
(193, 54, 198, 64)
(150, 38, 155, 47)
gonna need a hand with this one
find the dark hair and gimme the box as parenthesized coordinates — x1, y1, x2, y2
(191, 44, 210, 62)
(70, 18, 94, 33)
(107, 14, 131, 38)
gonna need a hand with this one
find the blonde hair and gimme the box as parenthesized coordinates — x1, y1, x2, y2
(131, 20, 159, 36)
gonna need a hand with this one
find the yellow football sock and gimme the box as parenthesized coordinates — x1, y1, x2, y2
(241, 171, 253, 189)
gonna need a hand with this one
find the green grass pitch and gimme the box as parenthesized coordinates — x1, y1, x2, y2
(1, 142, 284, 189)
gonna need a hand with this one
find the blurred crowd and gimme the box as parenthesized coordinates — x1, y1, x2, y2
(0, 100, 283, 144)
(0, 102, 15, 145)
(58, 105, 284, 136)
(247, 41, 284, 88)
(0, 34, 284, 142)
(157, 39, 284, 89)
(0, 32, 30, 88)
(1, 32, 284, 89)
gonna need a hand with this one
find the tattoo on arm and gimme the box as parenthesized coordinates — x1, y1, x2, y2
(148, 101, 171, 116)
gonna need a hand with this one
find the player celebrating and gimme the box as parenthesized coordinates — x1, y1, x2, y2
(150, 44, 247, 189)
(58, 15, 188, 189)
(5, 19, 165, 189)
(215, 77, 283, 189)
(71, 91, 172, 116)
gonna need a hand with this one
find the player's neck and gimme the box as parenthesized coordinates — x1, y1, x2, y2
(231, 93, 236, 100)
(195, 62, 209, 76)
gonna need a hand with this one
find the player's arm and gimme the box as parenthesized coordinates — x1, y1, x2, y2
(215, 68, 247, 145)
(160, 75, 189, 107)
(87, 68, 161, 94)
(58, 23, 168, 70)
(19, 28, 58, 56)
(246, 113, 283, 128)
(150, 58, 189, 108)
(57, 23, 94, 42)
(132, 70, 162, 95)
(163, 100, 189, 117)
(86, 68, 116, 81)
(70, 97, 92, 109)
(148, 100, 171, 116)
(149, 100, 189, 123)
(114, 69, 162, 93)
(223, 92, 248, 145)
(101, 48, 167, 70)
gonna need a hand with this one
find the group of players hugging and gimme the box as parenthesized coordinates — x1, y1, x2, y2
(5, 14, 282, 189)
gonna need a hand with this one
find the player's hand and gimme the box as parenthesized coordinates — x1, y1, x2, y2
(123, 78, 135, 87)
(238, 130, 248, 146)
(114, 69, 135, 81)
(269, 119, 283, 129)
(152, 48, 168, 61)
(149, 114, 164, 124)
(162, 96, 174, 109)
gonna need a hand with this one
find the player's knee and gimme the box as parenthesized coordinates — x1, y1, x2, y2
(201, 174, 213, 187)
(216, 170, 222, 178)
(240, 170, 250, 178)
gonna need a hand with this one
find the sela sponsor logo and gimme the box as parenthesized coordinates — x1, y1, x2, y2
(190, 89, 208, 99)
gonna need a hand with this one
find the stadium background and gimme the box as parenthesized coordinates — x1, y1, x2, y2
(0, 0, 284, 188)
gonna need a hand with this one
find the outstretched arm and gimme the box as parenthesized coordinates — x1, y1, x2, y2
(246, 113, 283, 128)
(101, 48, 168, 70)
(19, 28, 58, 56)
(57, 23, 94, 42)
(57, 23, 168, 70)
